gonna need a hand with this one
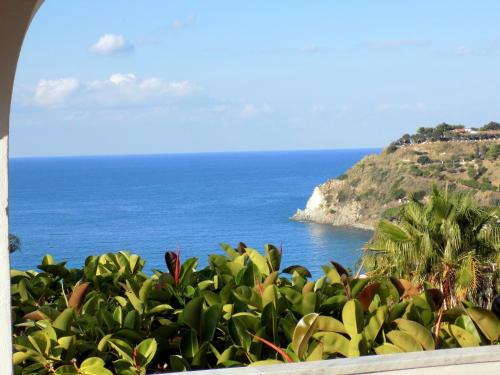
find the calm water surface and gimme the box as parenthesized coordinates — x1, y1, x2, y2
(9, 150, 376, 276)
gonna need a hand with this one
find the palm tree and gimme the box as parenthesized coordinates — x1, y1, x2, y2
(363, 186, 499, 307)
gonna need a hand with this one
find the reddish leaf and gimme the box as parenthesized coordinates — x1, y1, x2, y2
(164, 251, 178, 276)
(357, 282, 380, 311)
(237, 242, 247, 254)
(330, 261, 349, 277)
(426, 288, 444, 311)
(133, 347, 139, 369)
(250, 333, 294, 363)
(175, 244, 181, 286)
(256, 276, 264, 296)
(396, 278, 420, 299)
(68, 282, 90, 310)
(23, 311, 45, 321)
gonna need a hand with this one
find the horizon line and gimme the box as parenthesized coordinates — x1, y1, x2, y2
(9, 146, 383, 160)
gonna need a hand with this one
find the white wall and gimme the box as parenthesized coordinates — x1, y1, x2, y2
(0, 1, 44, 374)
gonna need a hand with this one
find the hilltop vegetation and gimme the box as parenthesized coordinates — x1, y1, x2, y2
(293, 123, 500, 228)
(389, 121, 500, 149)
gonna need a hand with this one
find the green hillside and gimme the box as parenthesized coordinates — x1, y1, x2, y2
(293, 124, 500, 228)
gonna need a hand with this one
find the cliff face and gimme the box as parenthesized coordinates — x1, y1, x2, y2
(292, 181, 366, 228)
(292, 140, 500, 229)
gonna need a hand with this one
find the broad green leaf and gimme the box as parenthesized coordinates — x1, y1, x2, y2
(386, 330, 422, 352)
(122, 283, 144, 314)
(316, 316, 346, 334)
(183, 297, 204, 333)
(263, 271, 279, 289)
(55, 365, 78, 374)
(305, 341, 324, 362)
(112, 306, 123, 327)
(364, 306, 387, 342)
(347, 333, 363, 357)
(192, 341, 209, 367)
(108, 339, 134, 363)
(53, 308, 75, 332)
(342, 299, 364, 338)
(467, 307, 500, 342)
(169, 355, 189, 372)
(180, 331, 199, 359)
(265, 244, 281, 272)
(57, 336, 75, 350)
(80, 357, 113, 375)
(282, 265, 312, 278)
(292, 313, 319, 358)
(220, 243, 239, 259)
(245, 248, 270, 276)
(314, 331, 350, 357)
(13, 352, 32, 365)
(450, 324, 480, 347)
(228, 318, 251, 351)
(262, 285, 278, 307)
(214, 346, 237, 366)
(374, 343, 404, 355)
(395, 318, 434, 350)
(377, 278, 400, 305)
(322, 265, 341, 285)
(136, 338, 157, 367)
(147, 304, 173, 315)
(123, 310, 137, 330)
(302, 291, 317, 315)
(455, 315, 482, 343)
(138, 278, 152, 302)
(201, 304, 222, 342)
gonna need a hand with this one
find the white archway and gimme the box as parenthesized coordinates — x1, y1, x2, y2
(0, 1, 44, 374)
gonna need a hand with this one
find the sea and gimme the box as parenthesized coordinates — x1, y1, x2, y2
(9, 149, 377, 277)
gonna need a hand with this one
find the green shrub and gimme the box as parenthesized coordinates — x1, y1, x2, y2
(390, 188, 407, 200)
(408, 164, 424, 176)
(385, 144, 398, 154)
(381, 206, 402, 220)
(337, 189, 350, 202)
(461, 179, 480, 189)
(337, 173, 348, 180)
(11, 246, 500, 373)
(417, 155, 432, 165)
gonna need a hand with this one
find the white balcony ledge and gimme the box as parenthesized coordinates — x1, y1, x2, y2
(166, 346, 500, 375)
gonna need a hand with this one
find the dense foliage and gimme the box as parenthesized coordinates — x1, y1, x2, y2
(12, 241, 500, 374)
(364, 187, 500, 308)
(386, 122, 500, 152)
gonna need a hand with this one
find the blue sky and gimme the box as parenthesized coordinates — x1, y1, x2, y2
(10, 0, 500, 157)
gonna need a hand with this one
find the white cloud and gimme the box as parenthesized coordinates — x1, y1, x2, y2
(33, 78, 79, 107)
(31, 74, 196, 108)
(240, 104, 272, 118)
(310, 105, 324, 114)
(90, 34, 134, 55)
(455, 46, 472, 55)
(301, 44, 320, 53)
(171, 15, 195, 30)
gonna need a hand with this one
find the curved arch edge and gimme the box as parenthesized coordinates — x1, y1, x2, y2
(0, 1, 44, 374)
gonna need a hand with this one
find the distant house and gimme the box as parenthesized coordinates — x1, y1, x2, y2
(455, 128, 478, 134)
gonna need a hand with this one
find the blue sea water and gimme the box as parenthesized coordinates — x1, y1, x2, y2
(9, 149, 377, 277)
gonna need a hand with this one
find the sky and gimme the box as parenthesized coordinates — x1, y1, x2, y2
(10, 0, 500, 157)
